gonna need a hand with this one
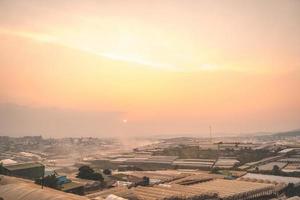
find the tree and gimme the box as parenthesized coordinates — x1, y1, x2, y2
(78, 165, 94, 175)
(43, 174, 58, 188)
(90, 172, 104, 181)
(210, 167, 220, 174)
(271, 165, 281, 175)
(285, 183, 296, 197)
(0, 163, 5, 175)
(35, 174, 58, 189)
(103, 169, 112, 175)
(141, 176, 150, 186)
(77, 165, 104, 181)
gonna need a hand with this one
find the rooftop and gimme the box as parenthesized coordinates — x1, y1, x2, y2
(279, 148, 299, 154)
(189, 179, 275, 199)
(257, 162, 287, 171)
(60, 181, 84, 191)
(0, 175, 89, 200)
(4, 162, 44, 171)
(240, 173, 300, 186)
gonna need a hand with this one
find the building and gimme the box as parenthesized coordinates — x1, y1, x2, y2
(34, 173, 85, 195)
(60, 181, 85, 195)
(188, 179, 276, 200)
(88, 179, 276, 200)
(238, 156, 283, 170)
(0, 175, 89, 200)
(87, 184, 218, 200)
(278, 148, 298, 155)
(213, 158, 240, 169)
(1, 162, 44, 180)
(172, 159, 215, 169)
(240, 173, 300, 187)
(56, 175, 71, 185)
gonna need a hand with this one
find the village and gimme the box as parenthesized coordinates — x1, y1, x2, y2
(1, 131, 300, 200)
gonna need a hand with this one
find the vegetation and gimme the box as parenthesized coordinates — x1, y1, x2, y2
(284, 183, 300, 197)
(153, 145, 218, 159)
(254, 165, 300, 178)
(154, 145, 200, 158)
(273, 130, 300, 137)
(0, 163, 5, 175)
(210, 167, 221, 174)
(271, 165, 281, 175)
(77, 165, 104, 181)
(118, 165, 143, 171)
(110, 173, 128, 181)
(137, 176, 150, 186)
(35, 174, 58, 189)
(235, 149, 276, 165)
(103, 169, 112, 175)
(153, 145, 275, 165)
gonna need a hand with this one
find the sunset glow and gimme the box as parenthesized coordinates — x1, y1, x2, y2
(0, 0, 299, 137)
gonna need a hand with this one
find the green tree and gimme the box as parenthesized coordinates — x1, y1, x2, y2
(210, 167, 220, 174)
(78, 166, 94, 176)
(285, 183, 296, 197)
(0, 163, 5, 175)
(43, 174, 58, 188)
(35, 174, 58, 189)
(271, 165, 281, 175)
(142, 176, 150, 186)
(77, 165, 104, 181)
(103, 169, 112, 175)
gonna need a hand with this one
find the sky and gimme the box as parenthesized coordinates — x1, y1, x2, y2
(0, 0, 299, 137)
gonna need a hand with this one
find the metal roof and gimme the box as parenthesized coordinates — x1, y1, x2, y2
(279, 148, 300, 154)
(0, 175, 89, 200)
(258, 162, 287, 171)
(241, 173, 300, 186)
(60, 181, 84, 191)
(189, 179, 275, 199)
(4, 162, 44, 171)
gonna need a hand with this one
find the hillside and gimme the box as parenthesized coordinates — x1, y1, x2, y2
(273, 130, 300, 137)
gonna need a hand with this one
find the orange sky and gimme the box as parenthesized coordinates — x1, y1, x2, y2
(0, 0, 299, 137)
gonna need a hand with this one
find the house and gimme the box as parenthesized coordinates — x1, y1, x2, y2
(54, 175, 84, 195)
(1, 162, 44, 180)
(60, 181, 85, 195)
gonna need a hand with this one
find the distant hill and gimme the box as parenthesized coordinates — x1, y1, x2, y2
(242, 131, 273, 137)
(272, 129, 300, 137)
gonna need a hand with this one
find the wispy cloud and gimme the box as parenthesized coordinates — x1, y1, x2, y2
(0, 28, 251, 73)
(0, 28, 58, 43)
(0, 28, 183, 71)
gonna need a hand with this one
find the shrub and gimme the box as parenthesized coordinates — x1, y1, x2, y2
(103, 169, 112, 175)
(77, 165, 104, 181)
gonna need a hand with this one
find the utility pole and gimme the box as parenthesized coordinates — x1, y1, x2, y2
(41, 169, 44, 189)
(209, 125, 212, 144)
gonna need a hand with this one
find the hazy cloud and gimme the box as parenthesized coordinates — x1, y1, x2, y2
(0, 103, 124, 137)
